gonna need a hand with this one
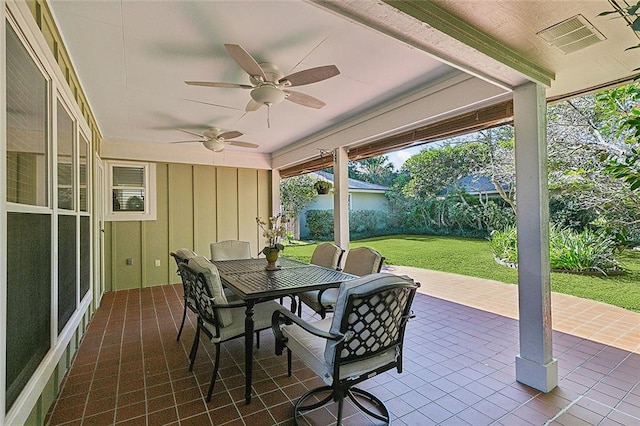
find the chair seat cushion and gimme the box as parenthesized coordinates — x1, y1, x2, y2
(282, 317, 397, 385)
(299, 288, 339, 314)
(203, 300, 281, 343)
(283, 318, 333, 383)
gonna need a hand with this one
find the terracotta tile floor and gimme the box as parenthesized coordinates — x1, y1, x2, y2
(46, 268, 640, 425)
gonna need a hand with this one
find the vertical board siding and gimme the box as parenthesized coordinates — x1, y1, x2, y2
(168, 163, 195, 258)
(238, 169, 259, 256)
(193, 166, 217, 258)
(112, 222, 142, 290)
(216, 168, 239, 242)
(109, 164, 270, 290)
(257, 170, 272, 256)
(145, 164, 169, 286)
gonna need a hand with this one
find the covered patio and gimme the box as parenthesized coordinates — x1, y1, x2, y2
(45, 268, 640, 425)
(3, 0, 640, 424)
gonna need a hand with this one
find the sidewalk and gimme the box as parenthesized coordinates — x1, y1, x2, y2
(384, 265, 640, 354)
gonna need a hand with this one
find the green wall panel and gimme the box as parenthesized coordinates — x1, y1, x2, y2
(238, 169, 259, 256)
(258, 169, 271, 255)
(168, 163, 194, 259)
(104, 221, 113, 292)
(144, 164, 169, 286)
(216, 168, 238, 241)
(113, 221, 142, 290)
(193, 166, 217, 257)
(107, 163, 271, 289)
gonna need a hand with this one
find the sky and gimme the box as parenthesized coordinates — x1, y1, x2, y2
(385, 144, 435, 170)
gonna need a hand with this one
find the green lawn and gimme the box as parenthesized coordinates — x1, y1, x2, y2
(282, 235, 640, 312)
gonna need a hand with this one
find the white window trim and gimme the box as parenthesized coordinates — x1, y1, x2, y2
(105, 160, 156, 221)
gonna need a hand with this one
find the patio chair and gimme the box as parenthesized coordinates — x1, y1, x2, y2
(210, 240, 252, 261)
(272, 273, 419, 425)
(296, 243, 344, 316)
(299, 246, 385, 318)
(178, 255, 280, 402)
(170, 248, 198, 341)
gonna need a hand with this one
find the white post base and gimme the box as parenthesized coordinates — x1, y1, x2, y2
(516, 355, 558, 393)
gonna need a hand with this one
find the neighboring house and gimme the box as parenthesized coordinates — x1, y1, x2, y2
(299, 171, 389, 238)
(438, 174, 510, 200)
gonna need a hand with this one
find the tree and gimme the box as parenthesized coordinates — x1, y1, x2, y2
(597, 3, 640, 190)
(349, 156, 397, 186)
(596, 84, 640, 191)
(401, 142, 488, 197)
(467, 127, 516, 212)
(280, 175, 318, 239)
(545, 92, 640, 237)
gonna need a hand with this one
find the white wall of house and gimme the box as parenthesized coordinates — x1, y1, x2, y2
(352, 191, 388, 211)
(299, 190, 388, 239)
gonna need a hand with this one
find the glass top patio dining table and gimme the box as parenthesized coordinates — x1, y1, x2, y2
(210, 257, 357, 404)
(213, 257, 357, 300)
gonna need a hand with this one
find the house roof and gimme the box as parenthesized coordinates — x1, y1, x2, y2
(312, 171, 389, 192)
(439, 174, 509, 196)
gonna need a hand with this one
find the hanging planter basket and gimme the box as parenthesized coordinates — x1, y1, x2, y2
(314, 181, 332, 194)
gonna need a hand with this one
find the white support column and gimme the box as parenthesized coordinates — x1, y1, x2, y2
(272, 168, 281, 216)
(513, 82, 557, 392)
(333, 147, 350, 249)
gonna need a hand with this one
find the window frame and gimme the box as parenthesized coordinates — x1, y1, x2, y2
(105, 160, 156, 221)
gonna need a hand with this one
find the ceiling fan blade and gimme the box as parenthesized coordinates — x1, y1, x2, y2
(246, 99, 262, 112)
(224, 44, 266, 80)
(178, 128, 205, 138)
(218, 130, 243, 140)
(185, 81, 252, 89)
(284, 90, 326, 109)
(280, 65, 340, 87)
(228, 140, 259, 149)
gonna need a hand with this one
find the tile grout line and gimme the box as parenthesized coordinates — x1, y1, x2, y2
(542, 395, 583, 425)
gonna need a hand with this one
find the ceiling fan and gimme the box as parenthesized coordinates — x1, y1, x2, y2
(171, 128, 259, 152)
(185, 44, 340, 113)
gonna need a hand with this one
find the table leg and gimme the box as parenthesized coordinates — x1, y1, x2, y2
(244, 300, 255, 404)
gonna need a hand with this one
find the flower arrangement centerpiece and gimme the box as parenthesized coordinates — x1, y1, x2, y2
(256, 213, 287, 270)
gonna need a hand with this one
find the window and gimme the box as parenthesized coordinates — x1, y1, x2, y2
(57, 100, 75, 210)
(79, 133, 89, 212)
(5, 22, 52, 412)
(105, 161, 156, 221)
(6, 23, 49, 206)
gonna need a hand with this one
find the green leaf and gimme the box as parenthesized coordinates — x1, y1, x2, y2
(625, 44, 640, 50)
(632, 16, 640, 31)
(598, 10, 619, 16)
(628, 5, 640, 14)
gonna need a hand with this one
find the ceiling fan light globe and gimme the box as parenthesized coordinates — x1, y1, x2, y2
(250, 85, 285, 105)
(204, 139, 226, 152)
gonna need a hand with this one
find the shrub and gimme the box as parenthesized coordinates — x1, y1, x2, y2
(490, 225, 624, 274)
(490, 226, 518, 265)
(305, 209, 390, 240)
(549, 226, 622, 274)
(305, 209, 334, 240)
(387, 192, 515, 238)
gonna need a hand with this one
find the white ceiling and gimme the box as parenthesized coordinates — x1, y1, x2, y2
(48, 0, 639, 162)
(49, 0, 452, 157)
